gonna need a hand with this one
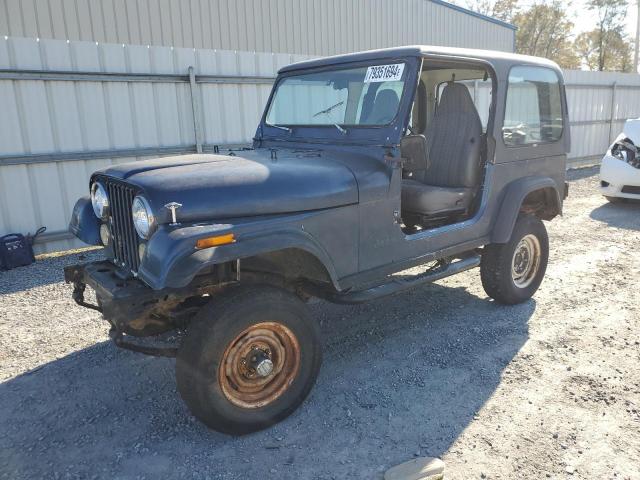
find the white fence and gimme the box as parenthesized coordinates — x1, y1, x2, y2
(1, 37, 640, 253)
(564, 70, 640, 167)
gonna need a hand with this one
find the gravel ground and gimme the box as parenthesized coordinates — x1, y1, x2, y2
(1, 166, 639, 479)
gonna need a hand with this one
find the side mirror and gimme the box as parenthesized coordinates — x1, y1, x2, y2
(400, 134, 429, 175)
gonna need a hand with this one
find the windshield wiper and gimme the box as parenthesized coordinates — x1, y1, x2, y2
(313, 101, 344, 118)
(333, 124, 347, 135)
(312, 101, 348, 134)
(269, 124, 292, 133)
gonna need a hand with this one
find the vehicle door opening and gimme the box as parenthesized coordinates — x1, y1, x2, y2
(400, 61, 495, 233)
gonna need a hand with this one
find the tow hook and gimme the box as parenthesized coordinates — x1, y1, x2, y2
(72, 281, 100, 311)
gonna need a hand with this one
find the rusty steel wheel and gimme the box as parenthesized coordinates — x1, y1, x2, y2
(511, 234, 542, 289)
(176, 285, 322, 435)
(219, 322, 301, 409)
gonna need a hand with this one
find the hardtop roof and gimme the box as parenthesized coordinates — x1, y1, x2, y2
(278, 45, 562, 76)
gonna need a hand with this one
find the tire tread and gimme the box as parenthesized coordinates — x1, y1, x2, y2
(480, 214, 549, 305)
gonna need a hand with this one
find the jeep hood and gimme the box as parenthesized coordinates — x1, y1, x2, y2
(96, 151, 358, 223)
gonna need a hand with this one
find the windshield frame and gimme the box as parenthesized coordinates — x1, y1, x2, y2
(265, 62, 408, 129)
(258, 56, 421, 145)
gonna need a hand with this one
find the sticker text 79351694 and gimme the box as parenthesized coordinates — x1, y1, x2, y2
(364, 63, 405, 83)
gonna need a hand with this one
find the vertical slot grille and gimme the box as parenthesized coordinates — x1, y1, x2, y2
(104, 179, 140, 273)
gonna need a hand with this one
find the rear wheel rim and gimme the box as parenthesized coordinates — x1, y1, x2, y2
(511, 234, 541, 289)
(219, 322, 301, 409)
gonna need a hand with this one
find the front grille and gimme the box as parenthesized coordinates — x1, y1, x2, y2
(621, 185, 640, 195)
(103, 178, 140, 273)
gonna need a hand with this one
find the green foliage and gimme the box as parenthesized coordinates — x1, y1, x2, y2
(462, 0, 634, 72)
(513, 2, 580, 69)
(575, 29, 634, 71)
(575, 0, 634, 71)
(463, 0, 519, 21)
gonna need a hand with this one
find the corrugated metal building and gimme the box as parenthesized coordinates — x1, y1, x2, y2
(0, 0, 518, 252)
(1, 0, 516, 54)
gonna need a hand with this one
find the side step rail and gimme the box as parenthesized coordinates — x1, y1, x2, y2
(308, 254, 481, 305)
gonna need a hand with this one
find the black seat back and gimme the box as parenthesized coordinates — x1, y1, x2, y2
(364, 89, 400, 125)
(423, 83, 483, 188)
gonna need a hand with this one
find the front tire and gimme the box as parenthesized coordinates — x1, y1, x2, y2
(176, 285, 322, 435)
(480, 214, 549, 305)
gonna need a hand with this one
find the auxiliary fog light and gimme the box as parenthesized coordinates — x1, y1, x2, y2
(138, 242, 147, 261)
(99, 224, 110, 246)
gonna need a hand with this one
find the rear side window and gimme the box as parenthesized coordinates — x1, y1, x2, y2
(503, 66, 563, 146)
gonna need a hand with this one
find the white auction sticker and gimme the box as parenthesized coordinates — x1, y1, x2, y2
(364, 63, 405, 83)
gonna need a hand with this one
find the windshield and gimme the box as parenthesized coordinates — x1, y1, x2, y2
(265, 62, 408, 127)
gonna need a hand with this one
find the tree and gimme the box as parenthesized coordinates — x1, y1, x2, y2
(460, 0, 633, 71)
(575, 29, 635, 71)
(463, 0, 519, 22)
(577, 0, 630, 71)
(513, 2, 581, 69)
(462, 0, 579, 68)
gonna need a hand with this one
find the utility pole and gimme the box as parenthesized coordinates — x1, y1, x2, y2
(636, 0, 640, 73)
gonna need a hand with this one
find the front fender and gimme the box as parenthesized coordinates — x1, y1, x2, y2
(137, 212, 341, 290)
(491, 176, 562, 243)
(69, 196, 101, 246)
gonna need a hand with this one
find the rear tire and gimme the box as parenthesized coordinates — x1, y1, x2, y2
(176, 285, 322, 435)
(480, 214, 549, 305)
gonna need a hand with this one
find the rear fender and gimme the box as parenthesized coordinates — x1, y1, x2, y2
(491, 176, 562, 244)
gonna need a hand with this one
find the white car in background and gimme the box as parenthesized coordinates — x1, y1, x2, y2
(600, 118, 640, 203)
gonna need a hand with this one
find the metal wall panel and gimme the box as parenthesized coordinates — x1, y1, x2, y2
(0, 0, 516, 54)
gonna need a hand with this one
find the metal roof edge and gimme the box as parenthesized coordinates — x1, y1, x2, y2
(428, 0, 518, 31)
(278, 45, 559, 74)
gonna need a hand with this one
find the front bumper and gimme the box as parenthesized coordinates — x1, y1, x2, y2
(64, 260, 235, 338)
(600, 154, 640, 199)
(64, 260, 179, 340)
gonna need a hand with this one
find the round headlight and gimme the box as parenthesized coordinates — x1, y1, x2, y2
(91, 182, 109, 219)
(132, 196, 155, 239)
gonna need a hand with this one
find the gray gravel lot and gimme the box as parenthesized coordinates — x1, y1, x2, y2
(1, 167, 639, 479)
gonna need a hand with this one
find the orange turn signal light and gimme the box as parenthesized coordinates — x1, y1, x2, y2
(195, 233, 235, 249)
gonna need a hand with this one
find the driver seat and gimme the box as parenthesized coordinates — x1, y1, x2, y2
(364, 89, 400, 124)
(401, 82, 483, 219)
